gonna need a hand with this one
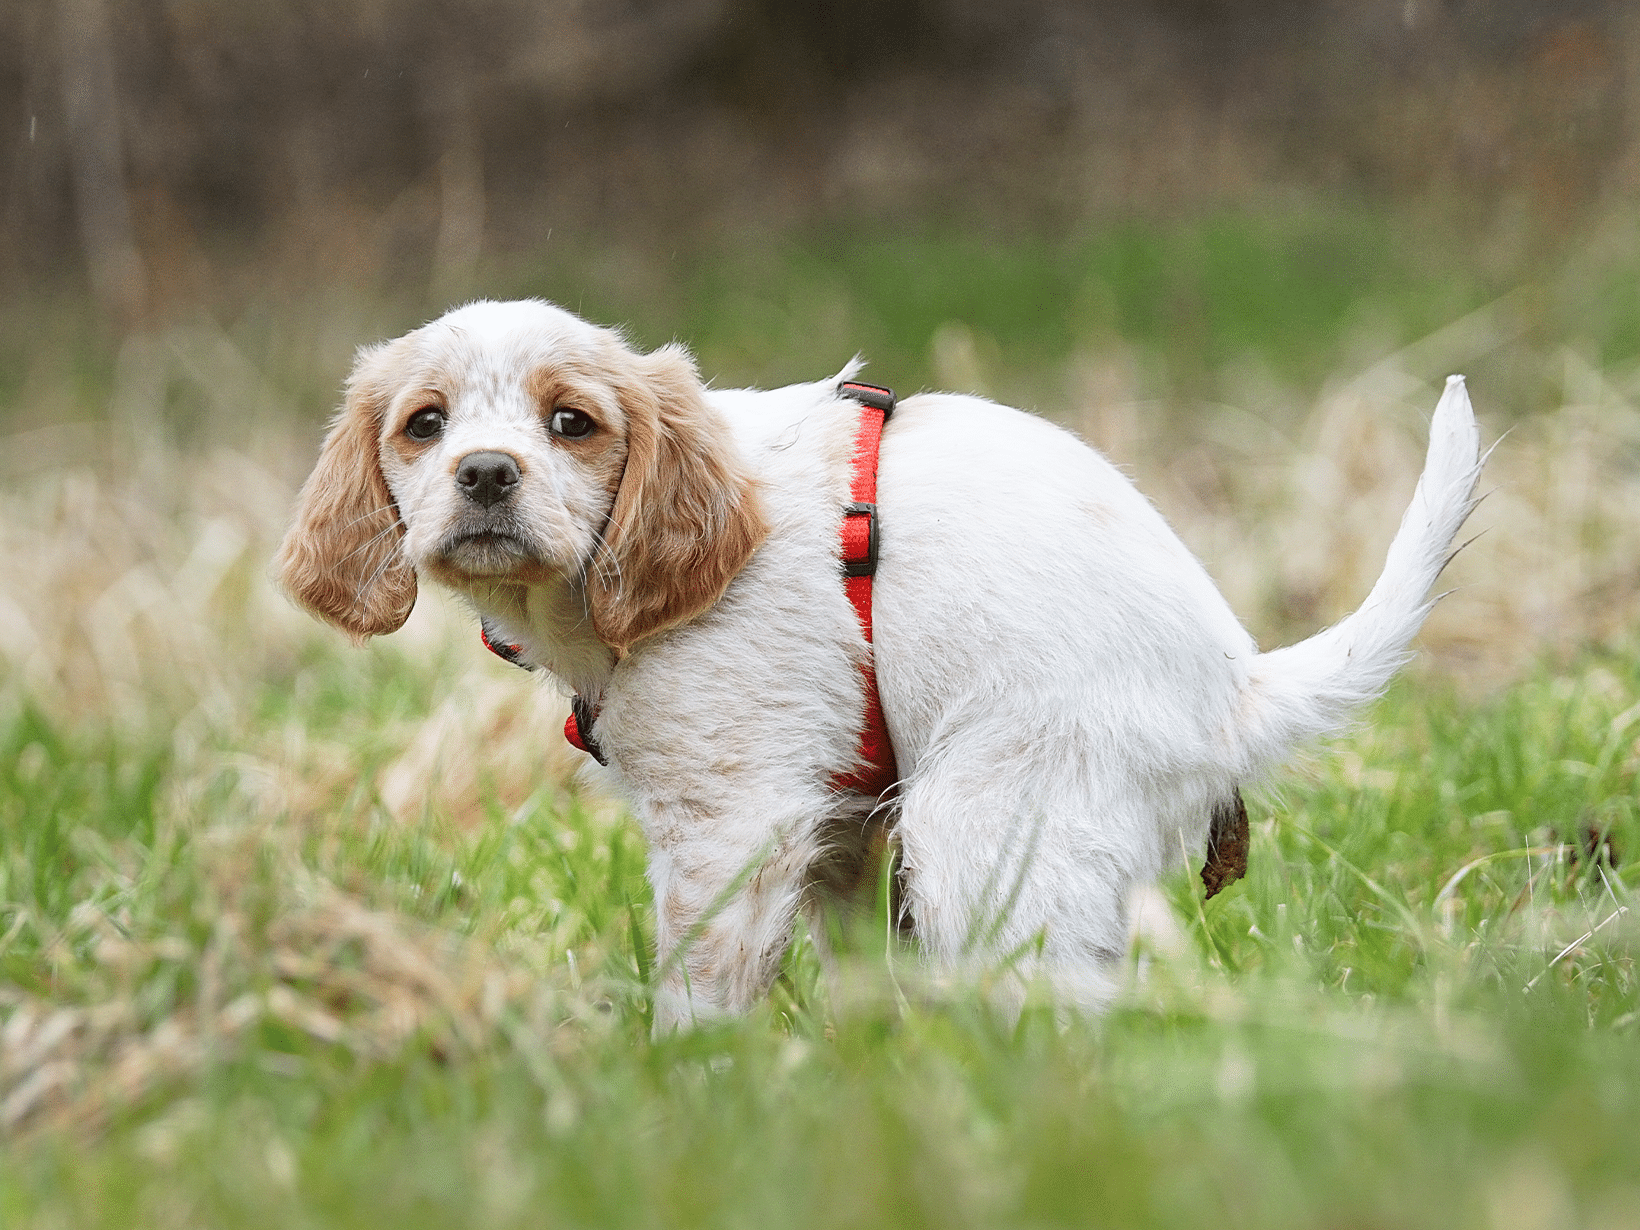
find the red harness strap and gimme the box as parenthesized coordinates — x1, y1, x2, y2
(832, 381, 900, 797)
(489, 380, 900, 796)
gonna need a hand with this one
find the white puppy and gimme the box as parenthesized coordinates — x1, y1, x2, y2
(277, 299, 1482, 1027)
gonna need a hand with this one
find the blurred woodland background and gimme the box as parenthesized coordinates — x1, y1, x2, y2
(8, 0, 1640, 326)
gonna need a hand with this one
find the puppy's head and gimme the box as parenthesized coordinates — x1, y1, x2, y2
(275, 300, 767, 651)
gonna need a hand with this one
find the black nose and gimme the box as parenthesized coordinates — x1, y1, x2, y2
(455, 451, 521, 507)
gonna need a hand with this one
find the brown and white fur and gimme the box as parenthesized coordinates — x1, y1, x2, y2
(277, 299, 1483, 1028)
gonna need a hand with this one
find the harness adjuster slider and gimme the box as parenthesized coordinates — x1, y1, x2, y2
(842, 501, 879, 578)
(838, 381, 896, 418)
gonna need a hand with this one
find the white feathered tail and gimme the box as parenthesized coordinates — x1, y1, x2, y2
(1235, 375, 1483, 770)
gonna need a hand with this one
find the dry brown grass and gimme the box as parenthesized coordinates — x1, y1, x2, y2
(1059, 302, 1640, 685)
(0, 873, 573, 1134)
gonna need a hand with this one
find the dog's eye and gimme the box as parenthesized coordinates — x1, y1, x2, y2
(406, 407, 446, 441)
(549, 407, 595, 439)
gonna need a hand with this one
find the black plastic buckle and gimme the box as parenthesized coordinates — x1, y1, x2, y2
(571, 694, 608, 766)
(842, 501, 879, 578)
(838, 380, 896, 419)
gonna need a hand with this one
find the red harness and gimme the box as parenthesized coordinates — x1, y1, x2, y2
(830, 380, 900, 797)
(482, 380, 900, 797)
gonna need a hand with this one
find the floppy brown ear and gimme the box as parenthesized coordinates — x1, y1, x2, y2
(274, 344, 417, 642)
(588, 344, 768, 652)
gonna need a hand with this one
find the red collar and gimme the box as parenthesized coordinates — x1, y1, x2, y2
(479, 622, 609, 765)
(484, 379, 900, 796)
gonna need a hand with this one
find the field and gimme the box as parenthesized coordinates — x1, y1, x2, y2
(3, 211, 1640, 1227)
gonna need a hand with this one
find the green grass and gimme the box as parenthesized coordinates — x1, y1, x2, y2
(486, 207, 1640, 419)
(1, 644, 1637, 1228)
(14, 205, 1640, 438)
(494, 211, 1495, 395)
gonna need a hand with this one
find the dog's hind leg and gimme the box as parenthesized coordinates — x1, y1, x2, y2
(888, 736, 1169, 1015)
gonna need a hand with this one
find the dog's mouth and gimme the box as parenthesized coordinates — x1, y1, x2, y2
(432, 527, 545, 577)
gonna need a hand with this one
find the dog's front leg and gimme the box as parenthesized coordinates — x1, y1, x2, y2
(643, 808, 821, 1033)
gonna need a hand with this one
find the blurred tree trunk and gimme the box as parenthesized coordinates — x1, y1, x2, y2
(429, 78, 485, 304)
(55, 0, 146, 326)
